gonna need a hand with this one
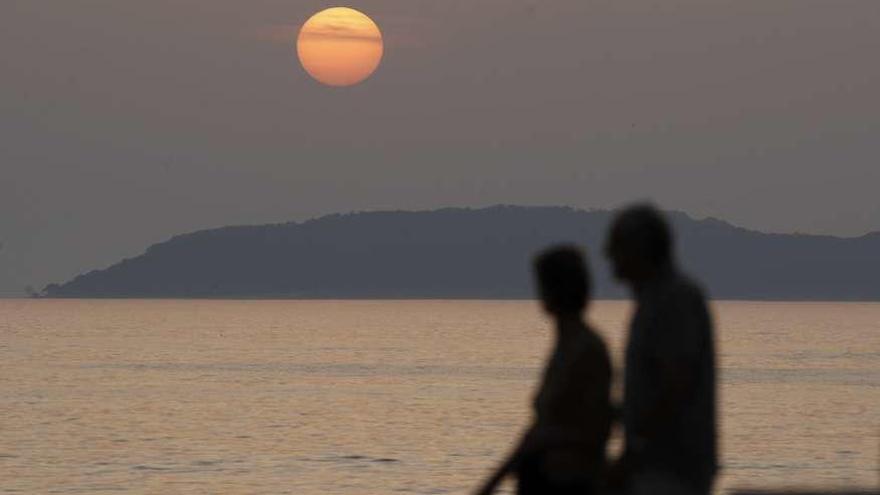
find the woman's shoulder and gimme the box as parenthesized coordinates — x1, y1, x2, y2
(577, 325, 612, 370)
(580, 324, 610, 353)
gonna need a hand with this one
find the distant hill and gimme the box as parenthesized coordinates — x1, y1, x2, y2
(43, 206, 880, 300)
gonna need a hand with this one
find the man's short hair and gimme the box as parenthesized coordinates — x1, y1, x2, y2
(608, 203, 673, 265)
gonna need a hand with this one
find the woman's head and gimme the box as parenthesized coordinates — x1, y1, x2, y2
(534, 245, 591, 316)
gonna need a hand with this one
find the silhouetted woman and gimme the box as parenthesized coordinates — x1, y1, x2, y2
(475, 246, 612, 495)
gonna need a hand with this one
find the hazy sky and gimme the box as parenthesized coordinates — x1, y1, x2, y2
(2, 0, 879, 295)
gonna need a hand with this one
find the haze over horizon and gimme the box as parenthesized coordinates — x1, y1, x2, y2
(2, 1, 879, 296)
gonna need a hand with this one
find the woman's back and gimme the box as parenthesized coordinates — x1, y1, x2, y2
(526, 322, 612, 491)
(473, 247, 611, 495)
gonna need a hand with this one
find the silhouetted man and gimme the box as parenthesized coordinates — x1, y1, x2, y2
(605, 204, 717, 495)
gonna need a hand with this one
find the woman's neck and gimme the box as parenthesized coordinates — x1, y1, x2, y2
(555, 313, 584, 339)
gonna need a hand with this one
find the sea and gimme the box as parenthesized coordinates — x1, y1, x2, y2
(1, 300, 878, 494)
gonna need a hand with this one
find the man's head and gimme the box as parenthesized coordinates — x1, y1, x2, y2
(604, 204, 674, 284)
(534, 245, 591, 316)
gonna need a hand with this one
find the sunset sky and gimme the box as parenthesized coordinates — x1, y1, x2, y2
(1, 0, 878, 295)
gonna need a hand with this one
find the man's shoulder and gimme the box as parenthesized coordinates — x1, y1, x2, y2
(661, 271, 708, 306)
(653, 271, 713, 345)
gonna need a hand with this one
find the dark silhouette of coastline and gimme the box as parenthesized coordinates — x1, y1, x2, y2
(42, 205, 880, 300)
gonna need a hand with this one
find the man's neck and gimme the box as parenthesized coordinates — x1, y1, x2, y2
(633, 261, 676, 296)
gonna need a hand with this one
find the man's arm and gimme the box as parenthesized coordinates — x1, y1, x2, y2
(609, 345, 694, 489)
(630, 289, 705, 462)
(635, 358, 693, 442)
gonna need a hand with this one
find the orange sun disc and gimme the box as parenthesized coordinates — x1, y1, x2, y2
(297, 7, 384, 87)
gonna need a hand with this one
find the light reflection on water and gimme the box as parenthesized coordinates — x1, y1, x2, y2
(1, 300, 878, 493)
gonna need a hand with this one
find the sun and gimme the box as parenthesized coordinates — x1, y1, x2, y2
(297, 7, 384, 87)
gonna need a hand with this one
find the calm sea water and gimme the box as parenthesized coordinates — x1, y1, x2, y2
(1, 300, 877, 494)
